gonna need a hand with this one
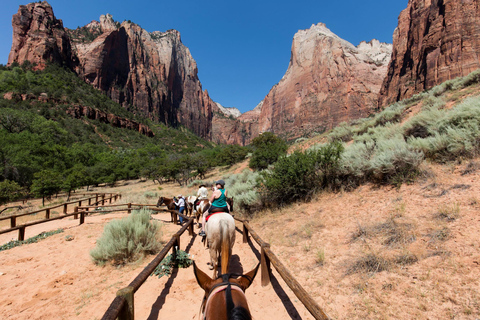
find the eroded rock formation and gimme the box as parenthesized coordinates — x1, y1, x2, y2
(66, 105, 154, 137)
(378, 0, 480, 107)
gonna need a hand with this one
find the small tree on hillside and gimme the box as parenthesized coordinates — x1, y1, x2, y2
(249, 132, 288, 170)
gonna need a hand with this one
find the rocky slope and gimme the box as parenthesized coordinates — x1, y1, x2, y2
(378, 0, 480, 107)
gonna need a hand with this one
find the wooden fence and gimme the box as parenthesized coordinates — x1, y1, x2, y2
(99, 206, 330, 320)
(0, 193, 120, 241)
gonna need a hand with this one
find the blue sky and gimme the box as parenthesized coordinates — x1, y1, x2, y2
(1, 0, 407, 114)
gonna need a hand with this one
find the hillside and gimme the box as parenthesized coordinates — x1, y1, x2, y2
(0, 62, 250, 204)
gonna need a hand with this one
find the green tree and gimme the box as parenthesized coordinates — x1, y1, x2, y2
(31, 170, 63, 206)
(249, 132, 288, 170)
(0, 180, 23, 205)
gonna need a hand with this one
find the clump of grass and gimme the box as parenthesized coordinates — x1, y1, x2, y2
(435, 203, 460, 221)
(375, 218, 416, 247)
(346, 252, 390, 275)
(90, 209, 162, 266)
(351, 222, 370, 242)
(315, 248, 325, 266)
(394, 252, 418, 266)
(428, 227, 450, 242)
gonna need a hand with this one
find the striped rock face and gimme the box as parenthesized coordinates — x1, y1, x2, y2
(378, 0, 480, 107)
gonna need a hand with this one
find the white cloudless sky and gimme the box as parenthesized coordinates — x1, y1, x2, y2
(0, 0, 408, 113)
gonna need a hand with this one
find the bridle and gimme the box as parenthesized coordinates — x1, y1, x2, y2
(201, 273, 255, 320)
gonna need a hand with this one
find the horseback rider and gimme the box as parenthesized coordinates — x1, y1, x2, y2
(199, 180, 229, 237)
(194, 184, 208, 212)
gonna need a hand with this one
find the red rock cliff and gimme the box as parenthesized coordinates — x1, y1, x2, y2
(378, 0, 480, 107)
(7, 1, 78, 70)
(253, 23, 392, 140)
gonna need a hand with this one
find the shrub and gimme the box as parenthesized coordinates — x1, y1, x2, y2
(90, 209, 161, 265)
(249, 132, 288, 170)
(258, 142, 343, 206)
(223, 169, 261, 212)
(369, 137, 424, 184)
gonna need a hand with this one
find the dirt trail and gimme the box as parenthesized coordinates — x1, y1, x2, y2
(0, 210, 315, 320)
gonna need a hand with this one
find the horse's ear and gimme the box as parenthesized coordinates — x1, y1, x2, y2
(193, 261, 214, 292)
(237, 263, 260, 291)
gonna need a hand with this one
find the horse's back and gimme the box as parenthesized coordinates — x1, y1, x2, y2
(206, 213, 236, 243)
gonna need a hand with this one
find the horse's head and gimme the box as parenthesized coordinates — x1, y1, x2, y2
(156, 196, 164, 207)
(193, 261, 259, 320)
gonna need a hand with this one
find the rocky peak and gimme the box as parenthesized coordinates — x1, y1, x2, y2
(7, 1, 78, 70)
(215, 103, 241, 118)
(99, 14, 118, 33)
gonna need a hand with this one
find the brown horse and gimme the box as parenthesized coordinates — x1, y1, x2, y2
(193, 261, 259, 320)
(156, 196, 176, 211)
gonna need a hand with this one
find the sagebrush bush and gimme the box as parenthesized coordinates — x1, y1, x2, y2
(223, 169, 261, 212)
(369, 137, 424, 183)
(90, 209, 161, 265)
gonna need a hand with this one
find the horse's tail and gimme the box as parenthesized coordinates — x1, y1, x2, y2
(220, 219, 231, 275)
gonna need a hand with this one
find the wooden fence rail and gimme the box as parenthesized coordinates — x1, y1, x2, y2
(0, 194, 121, 241)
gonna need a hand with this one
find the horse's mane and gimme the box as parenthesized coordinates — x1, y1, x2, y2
(230, 306, 251, 320)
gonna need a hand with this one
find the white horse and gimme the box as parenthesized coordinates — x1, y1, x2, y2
(205, 212, 236, 277)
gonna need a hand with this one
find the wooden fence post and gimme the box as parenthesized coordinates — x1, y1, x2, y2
(74, 206, 78, 219)
(261, 244, 272, 287)
(63, 203, 67, 214)
(10, 216, 16, 228)
(80, 212, 85, 225)
(18, 226, 25, 241)
(243, 221, 249, 243)
(88, 197, 92, 206)
(128, 203, 132, 214)
(95, 194, 99, 204)
(102, 194, 105, 205)
(109, 195, 112, 204)
(188, 219, 194, 236)
(116, 286, 134, 320)
(46, 208, 50, 219)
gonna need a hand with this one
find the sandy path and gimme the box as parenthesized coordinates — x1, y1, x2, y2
(0, 211, 314, 320)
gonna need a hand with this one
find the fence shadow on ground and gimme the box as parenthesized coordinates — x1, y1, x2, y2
(146, 233, 197, 320)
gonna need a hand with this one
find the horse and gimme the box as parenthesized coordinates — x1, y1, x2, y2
(193, 261, 259, 320)
(185, 195, 196, 216)
(205, 212, 236, 278)
(156, 196, 176, 211)
(196, 199, 211, 228)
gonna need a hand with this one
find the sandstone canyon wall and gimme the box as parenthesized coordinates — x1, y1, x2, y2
(378, 0, 480, 107)
(252, 24, 392, 140)
(8, 2, 216, 140)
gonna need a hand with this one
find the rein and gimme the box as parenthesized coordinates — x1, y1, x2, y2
(202, 273, 254, 320)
